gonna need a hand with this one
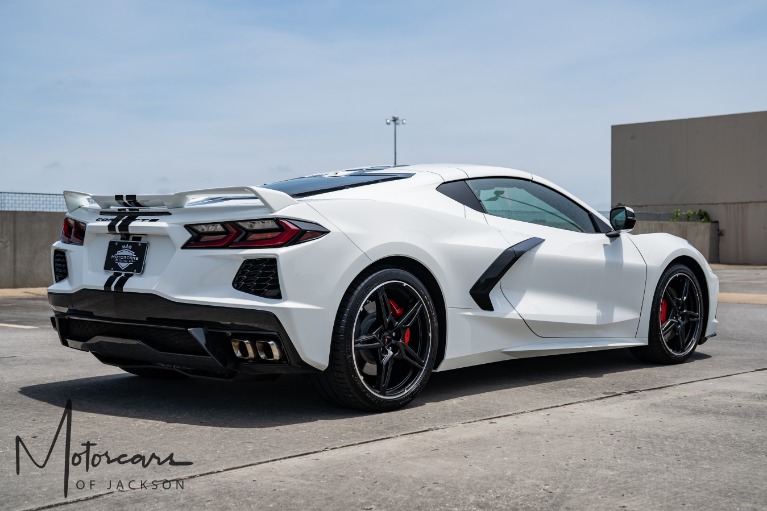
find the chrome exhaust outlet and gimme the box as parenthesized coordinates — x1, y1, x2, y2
(231, 339, 256, 360)
(255, 340, 283, 361)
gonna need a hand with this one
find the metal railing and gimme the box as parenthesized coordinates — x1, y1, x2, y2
(0, 192, 66, 212)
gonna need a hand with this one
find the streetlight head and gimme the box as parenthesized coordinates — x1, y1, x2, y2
(385, 119, 391, 125)
(402, 119, 406, 125)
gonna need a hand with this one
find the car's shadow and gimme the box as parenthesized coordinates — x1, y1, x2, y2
(19, 349, 711, 428)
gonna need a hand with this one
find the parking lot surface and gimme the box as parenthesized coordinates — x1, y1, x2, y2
(1, 268, 765, 510)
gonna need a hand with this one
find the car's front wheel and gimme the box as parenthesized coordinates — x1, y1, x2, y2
(311, 267, 439, 412)
(631, 263, 705, 364)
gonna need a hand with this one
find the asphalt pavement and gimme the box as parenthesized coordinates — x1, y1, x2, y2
(1, 267, 765, 510)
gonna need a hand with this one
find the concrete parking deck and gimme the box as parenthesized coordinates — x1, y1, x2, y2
(1, 267, 765, 510)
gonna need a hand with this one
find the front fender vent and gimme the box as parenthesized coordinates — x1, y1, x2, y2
(232, 258, 282, 299)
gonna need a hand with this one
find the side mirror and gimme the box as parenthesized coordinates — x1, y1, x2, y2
(607, 206, 636, 237)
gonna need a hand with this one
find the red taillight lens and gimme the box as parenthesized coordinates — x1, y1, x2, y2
(183, 218, 328, 249)
(230, 220, 300, 248)
(184, 223, 239, 248)
(60, 217, 87, 245)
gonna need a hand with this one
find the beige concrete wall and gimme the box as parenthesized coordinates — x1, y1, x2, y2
(0, 212, 64, 288)
(631, 221, 720, 263)
(629, 203, 765, 264)
(612, 111, 767, 264)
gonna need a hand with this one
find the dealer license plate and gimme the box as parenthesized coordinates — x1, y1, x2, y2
(104, 240, 148, 274)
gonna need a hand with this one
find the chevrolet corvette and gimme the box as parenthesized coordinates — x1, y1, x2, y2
(48, 164, 719, 411)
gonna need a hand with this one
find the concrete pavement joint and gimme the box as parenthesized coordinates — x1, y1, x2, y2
(22, 366, 767, 511)
(459, 366, 767, 426)
(18, 492, 118, 511)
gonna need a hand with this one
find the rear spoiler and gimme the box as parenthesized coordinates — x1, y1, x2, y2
(62, 186, 298, 214)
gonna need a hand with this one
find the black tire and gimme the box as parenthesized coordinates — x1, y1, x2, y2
(309, 267, 439, 412)
(630, 263, 705, 364)
(120, 366, 188, 379)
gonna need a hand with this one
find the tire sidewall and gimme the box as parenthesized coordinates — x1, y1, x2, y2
(649, 264, 704, 362)
(335, 267, 439, 410)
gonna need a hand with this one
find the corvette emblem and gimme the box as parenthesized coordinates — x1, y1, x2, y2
(111, 245, 139, 270)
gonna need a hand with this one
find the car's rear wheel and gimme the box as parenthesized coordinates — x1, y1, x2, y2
(631, 263, 705, 364)
(119, 366, 188, 379)
(310, 267, 438, 412)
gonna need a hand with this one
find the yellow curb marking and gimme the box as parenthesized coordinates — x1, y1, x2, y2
(718, 293, 767, 305)
(0, 288, 47, 298)
(0, 322, 38, 329)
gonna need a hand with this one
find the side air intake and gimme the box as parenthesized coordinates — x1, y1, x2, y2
(232, 258, 282, 299)
(53, 250, 69, 282)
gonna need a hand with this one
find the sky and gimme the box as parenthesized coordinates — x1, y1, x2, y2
(1, 0, 766, 209)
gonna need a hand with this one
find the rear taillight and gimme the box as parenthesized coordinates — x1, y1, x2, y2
(60, 217, 87, 245)
(183, 218, 328, 249)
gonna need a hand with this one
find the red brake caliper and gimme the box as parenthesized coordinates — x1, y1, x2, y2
(660, 299, 668, 324)
(388, 299, 411, 345)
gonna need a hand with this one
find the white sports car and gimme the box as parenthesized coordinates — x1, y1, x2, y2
(49, 164, 719, 411)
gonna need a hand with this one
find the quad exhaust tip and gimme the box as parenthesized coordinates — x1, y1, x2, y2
(231, 339, 283, 362)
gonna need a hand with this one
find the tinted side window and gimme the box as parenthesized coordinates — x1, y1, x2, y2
(466, 178, 596, 233)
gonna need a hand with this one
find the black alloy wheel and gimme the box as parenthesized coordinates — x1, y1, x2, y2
(631, 264, 705, 364)
(310, 267, 438, 412)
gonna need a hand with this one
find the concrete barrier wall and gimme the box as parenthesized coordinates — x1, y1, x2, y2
(0, 212, 727, 288)
(612, 111, 767, 264)
(0, 212, 64, 288)
(631, 220, 720, 263)
(626, 203, 764, 265)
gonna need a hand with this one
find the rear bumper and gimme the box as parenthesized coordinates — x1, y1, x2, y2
(49, 290, 320, 378)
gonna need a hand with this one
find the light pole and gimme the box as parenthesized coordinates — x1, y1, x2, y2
(385, 116, 406, 165)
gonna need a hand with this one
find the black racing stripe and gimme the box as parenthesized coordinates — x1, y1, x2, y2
(104, 273, 121, 291)
(114, 195, 131, 207)
(99, 210, 171, 216)
(125, 194, 145, 207)
(113, 273, 133, 292)
(107, 216, 124, 234)
(469, 237, 545, 312)
(117, 216, 135, 234)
